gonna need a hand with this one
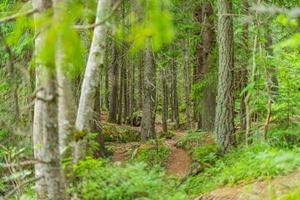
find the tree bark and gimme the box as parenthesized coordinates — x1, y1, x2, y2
(161, 69, 168, 133)
(74, 0, 110, 163)
(108, 36, 119, 123)
(53, 0, 75, 157)
(201, 2, 216, 132)
(43, 71, 67, 200)
(32, 0, 51, 198)
(141, 40, 156, 142)
(183, 39, 192, 129)
(214, 0, 235, 153)
(171, 51, 180, 129)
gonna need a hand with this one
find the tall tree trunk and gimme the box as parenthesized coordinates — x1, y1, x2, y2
(129, 57, 136, 122)
(239, 0, 249, 131)
(141, 41, 156, 142)
(214, 0, 235, 153)
(74, 0, 110, 163)
(194, 5, 204, 128)
(201, 2, 216, 132)
(183, 39, 192, 129)
(171, 52, 180, 129)
(118, 59, 124, 124)
(105, 65, 109, 110)
(93, 83, 108, 158)
(108, 36, 119, 123)
(161, 69, 168, 133)
(32, 0, 51, 198)
(53, 0, 75, 157)
(138, 53, 144, 111)
(43, 71, 67, 200)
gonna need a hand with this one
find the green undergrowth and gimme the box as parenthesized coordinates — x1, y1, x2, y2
(71, 157, 187, 200)
(278, 186, 300, 200)
(182, 143, 300, 195)
(130, 139, 171, 168)
(176, 131, 207, 150)
(102, 123, 140, 142)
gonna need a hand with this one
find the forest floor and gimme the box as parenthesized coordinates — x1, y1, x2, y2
(197, 171, 300, 200)
(103, 113, 300, 199)
(111, 120, 192, 179)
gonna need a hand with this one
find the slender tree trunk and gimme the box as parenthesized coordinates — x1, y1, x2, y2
(171, 52, 180, 129)
(32, 0, 51, 198)
(43, 71, 67, 200)
(138, 53, 144, 111)
(201, 2, 216, 132)
(141, 40, 156, 142)
(214, 0, 235, 153)
(105, 65, 109, 110)
(118, 60, 124, 124)
(108, 37, 119, 123)
(53, 0, 75, 157)
(130, 57, 136, 122)
(194, 5, 204, 127)
(183, 39, 192, 129)
(93, 83, 108, 157)
(74, 0, 110, 163)
(239, 0, 249, 131)
(161, 69, 168, 133)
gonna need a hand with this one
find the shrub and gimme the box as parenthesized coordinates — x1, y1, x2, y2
(71, 158, 187, 200)
(131, 140, 170, 167)
(183, 144, 300, 195)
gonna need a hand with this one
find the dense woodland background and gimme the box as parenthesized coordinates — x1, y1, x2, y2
(0, 0, 300, 199)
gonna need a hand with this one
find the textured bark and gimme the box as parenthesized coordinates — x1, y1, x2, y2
(43, 72, 67, 200)
(214, 0, 235, 153)
(138, 53, 144, 110)
(141, 41, 156, 142)
(32, 0, 51, 198)
(53, 0, 75, 156)
(108, 37, 119, 123)
(93, 83, 108, 158)
(74, 0, 110, 163)
(183, 40, 192, 129)
(201, 2, 216, 132)
(118, 59, 124, 124)
(171, 52, 180, 129)
(161, 69, 168, 133)
(194, 5, 204, 127)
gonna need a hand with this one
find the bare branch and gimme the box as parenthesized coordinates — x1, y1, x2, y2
(74, 0, 122, 30)
(0, 159, 47, 168)
(253, 5, 300, 17)
(0, 8, 38, 24)
(2, 176, 43, 200)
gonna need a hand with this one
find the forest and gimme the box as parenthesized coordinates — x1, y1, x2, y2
(0, 0, 300, 199)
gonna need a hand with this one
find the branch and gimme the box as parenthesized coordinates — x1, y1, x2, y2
(253, 5, 300, 17)
(0, 8, 38, 24)
(0, 159, 47, 168)
(74, 0, 122, 30)
(2, 176, 43, 200)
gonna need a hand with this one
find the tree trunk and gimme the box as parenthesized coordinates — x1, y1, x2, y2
(138, 53, 144, 111)
(141, 41, 156, 142)
(43, 71, 67, 200)
(239, 0, 249, 131)
(201, 2, 216, 132)
(53, 0, 75, 157)
(214, 0, 235, 153)
(171, 52, 180, 129)
(74, 0, 110, 163)
(32, 0, 51, 198)
(183, 39, 192, 129)
(108, 36, 119, 123)
(194, 5, 204, 128)
(161, 69, 168, 133)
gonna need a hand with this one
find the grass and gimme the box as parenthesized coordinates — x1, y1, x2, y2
(182, 143, 300, 195)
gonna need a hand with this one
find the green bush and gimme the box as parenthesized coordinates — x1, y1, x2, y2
(183, 144, 300, 195)
(278, 187, 300, 200)
(71, 158, 187, 200)
(132, 140, 170, 167)
(268, 124, 300, 148)
(194, 144, 218, 165)
(176, 131, 206, 150)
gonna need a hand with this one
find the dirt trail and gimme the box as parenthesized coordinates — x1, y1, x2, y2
(197, 171, 300, 200)
(111, 121, 192, 178)
(165, 128, 191, 178)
